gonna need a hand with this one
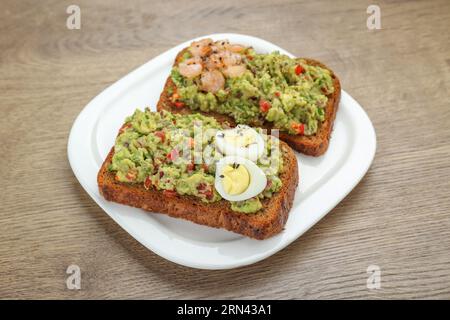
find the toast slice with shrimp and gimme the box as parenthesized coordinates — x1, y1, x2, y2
(98, 138, 298, 240)
(157, 48, 341, 156)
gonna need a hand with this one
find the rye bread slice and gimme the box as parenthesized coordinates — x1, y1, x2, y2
(157, 49, 341, 156)
(98, 140, 298, 240)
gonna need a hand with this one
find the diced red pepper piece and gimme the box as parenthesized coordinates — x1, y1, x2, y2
(154, 130, 165, 143)
(197, 183, 206, 191)
(167, 149, 179, 161)
(204, 189, 214, 200)
(126, 170, 137, 181)
(295, 65, 304, 75)
(119, 123, 132, 134)
(291, 122, 305, 135)
(197, 183, 214, 200)
(174, 101, 185, 108)
(163, 189, 177, 197)
(259, 99, 271, 112)
(144, 176, 152, 190)
(187, 163, 195, 172)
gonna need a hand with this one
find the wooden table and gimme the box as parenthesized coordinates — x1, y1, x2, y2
(1, 0, 449, 299)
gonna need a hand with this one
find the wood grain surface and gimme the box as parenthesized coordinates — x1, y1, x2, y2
(1, 0, 449, 299)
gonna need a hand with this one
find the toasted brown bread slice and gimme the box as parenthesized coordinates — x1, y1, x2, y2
(157, 49, 341, 156)
(98, 140, 298, 240)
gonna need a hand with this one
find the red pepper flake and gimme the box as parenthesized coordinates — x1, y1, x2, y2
(154, 130, 165, 142)
(202, 163, 209, 172)
(167, 149, 179, 161)
(291, 122, 305, 135)
(174, 101, 185, 108)
(274, 91, 281, 97)
(259, 100, 271, 112)
(295, 65, 304, 75)
(246, 55, 253, 61)
(144, 176, 152, 190)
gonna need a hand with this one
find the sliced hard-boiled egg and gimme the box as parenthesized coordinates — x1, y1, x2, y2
(214, 156, 267, 202)
(215, 125, 265, 162)
(221, 164, 250, 195)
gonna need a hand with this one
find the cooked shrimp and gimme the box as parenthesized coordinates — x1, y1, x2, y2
(220, 51, 243, 67)
(204, 53, 224, 70)
(189, 38, 213, 57)
(178, 58, 203, 78)
(213, 39, 230, 51)
(201, 70, 225, 93)
(222, 65, 247, 78)
(228, 44, 246, 53)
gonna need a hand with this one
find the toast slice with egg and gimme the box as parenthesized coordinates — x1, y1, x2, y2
(97, 135, 298, 240)
(157, 48, 341, 156)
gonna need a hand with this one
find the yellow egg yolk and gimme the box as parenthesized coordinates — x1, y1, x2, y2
(221, 164, 250, 195)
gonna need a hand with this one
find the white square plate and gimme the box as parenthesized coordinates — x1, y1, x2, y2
(68, 33, 376, 270)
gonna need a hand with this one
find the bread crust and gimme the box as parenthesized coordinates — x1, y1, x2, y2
(157, 49, 341, 156)
(98, 141, 299, 240)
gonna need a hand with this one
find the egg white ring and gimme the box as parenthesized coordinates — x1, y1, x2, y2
(215, 129, 265, 162)
(214, 156, 267, 202)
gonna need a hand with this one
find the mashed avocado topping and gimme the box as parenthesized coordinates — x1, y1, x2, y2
(108, 109, 283, 213)
(171, 46, 334, 135)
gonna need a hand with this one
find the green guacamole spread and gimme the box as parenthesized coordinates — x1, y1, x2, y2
(171, 49, 334, 135)
(108, 109, 283, 213)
